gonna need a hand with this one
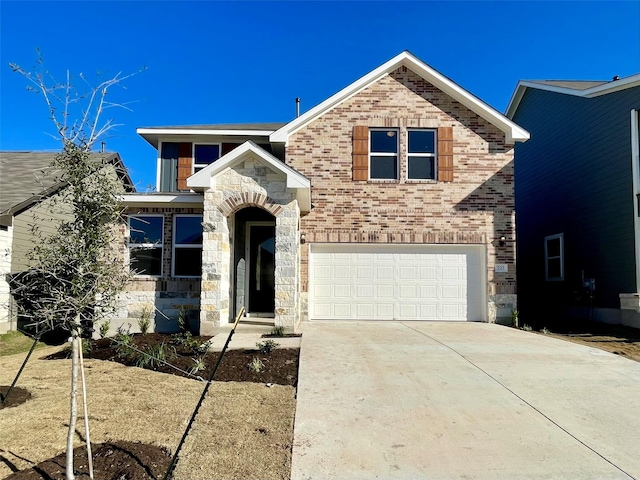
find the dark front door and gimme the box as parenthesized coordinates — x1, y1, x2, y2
(247, 224, 276, 314)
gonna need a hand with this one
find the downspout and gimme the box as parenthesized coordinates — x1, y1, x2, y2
(631, 109, 640, 291)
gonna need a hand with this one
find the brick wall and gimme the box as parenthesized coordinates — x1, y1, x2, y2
(285, 67, 516, 313)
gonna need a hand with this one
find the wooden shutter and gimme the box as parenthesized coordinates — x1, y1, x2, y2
(177, 142, 193, 191)
(437, 127, 454, 182)
(353, 126, 369, 181)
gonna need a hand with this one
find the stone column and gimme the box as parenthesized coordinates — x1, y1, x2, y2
(274, 200, 300, 332)
(199, 191, 231, 335)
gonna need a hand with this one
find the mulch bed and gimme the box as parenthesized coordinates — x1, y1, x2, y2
(4, 441, 171, 480)
(0, 386, 32, 409)
(44, 333, 300, 386)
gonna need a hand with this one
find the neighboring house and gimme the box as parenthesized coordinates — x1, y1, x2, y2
(0, 151, 134, 333)
(117, 50, 530, 335)
(506, 74, 640, 328)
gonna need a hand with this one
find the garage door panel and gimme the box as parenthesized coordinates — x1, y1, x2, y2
(310, 244, 485, 321)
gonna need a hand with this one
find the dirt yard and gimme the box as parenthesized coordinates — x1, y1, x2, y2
(0, 333, 299, 480)
(533, 320, 640, 362)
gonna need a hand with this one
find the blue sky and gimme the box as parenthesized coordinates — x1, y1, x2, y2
(1, 1, 639, 190)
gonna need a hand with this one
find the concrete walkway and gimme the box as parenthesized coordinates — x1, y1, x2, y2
(291, 322, 640, 480)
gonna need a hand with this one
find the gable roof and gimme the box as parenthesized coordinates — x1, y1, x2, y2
(506, 73, 640, 119)
(187, 141, 311, 212)
(0, 151, 134, 225)
(270, 50, 529, 144)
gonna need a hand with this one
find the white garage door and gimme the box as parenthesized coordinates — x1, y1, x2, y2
(309, 244, 485, 321)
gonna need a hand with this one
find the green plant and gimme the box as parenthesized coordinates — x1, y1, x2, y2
(189, 357, 206, 375)
(511, 309, 519, 328)
(542, 327, 551, 334)
(257, 340, 279, 355)
(137, 304, 153, 335)
(177, 306, 190, 334)
(134, 342, 175, 368)
(522, 324, 533, 332)
(269, 326, 285, 337)
(98, 320, 111, 339)
(171, 331, 211, 355)
(248, 356, 264, 373)
(62, 338, 93, 358)
(114, 325, 135, 359)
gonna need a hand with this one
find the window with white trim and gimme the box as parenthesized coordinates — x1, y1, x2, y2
(369, 129, 399, 180)
(408, 129, 437, 180)
(193, 143, 221, 172)
(544, 233, 564, 281)
(128, 215, 163, 276)
(173, 215, 203, 277)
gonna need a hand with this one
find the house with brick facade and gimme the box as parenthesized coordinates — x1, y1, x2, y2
(116, 51, 529, 334)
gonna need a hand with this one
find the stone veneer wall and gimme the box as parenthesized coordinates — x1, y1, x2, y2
(109, 206, 203, 334)
(286, 66, 517, 323)
(0, 226, 13, 333)
(199, 156, 300, 334)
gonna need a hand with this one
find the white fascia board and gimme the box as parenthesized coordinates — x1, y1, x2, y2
(506, 75, 640, 119)
(187, 140, 310, 191)
(120, 194, 204, 207)
(136, 128, 276, 137)
(271, 51, 529, 144)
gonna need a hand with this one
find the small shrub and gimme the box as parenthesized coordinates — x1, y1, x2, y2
(257, 340, 279, 355)
(542, 327, 551, 334)
(511, 309, 519, 328)
(177, 306, 190, 334)
(248, 356, 264, 373)
(269, 326, 285, 337)
(189, 357, 206, 375)
(135, 342, 175, 369)
(99, 320, 111, 339)
(114, 325, 135, 359)
(62, 338, 93, 359)
(171, 331, 211, 355)
(522, 324, 533, 332)
(137, 304, 154, 335)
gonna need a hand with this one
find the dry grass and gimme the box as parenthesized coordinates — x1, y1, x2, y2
(0, 346, 296, 479)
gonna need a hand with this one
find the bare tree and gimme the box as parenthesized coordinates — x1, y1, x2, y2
(9, 53, 141, 480)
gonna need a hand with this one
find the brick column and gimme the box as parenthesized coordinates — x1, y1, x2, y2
(274, 200, 300, 332)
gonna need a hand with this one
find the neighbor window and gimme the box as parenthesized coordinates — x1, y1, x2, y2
(408, 129, 437, 180)
(128, 215, 163, 276)
(369, 129, 399, 180)
(544, 233, 564, 281)
(173, 215, 203, 277)
(193, 144, 221, 172)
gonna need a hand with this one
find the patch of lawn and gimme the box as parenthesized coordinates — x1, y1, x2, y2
(0, 331, 44, 357)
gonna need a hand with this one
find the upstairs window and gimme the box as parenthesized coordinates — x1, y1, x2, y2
(173, 215, 203, 277)
(193, 144, 221, 172)
(369, 129, 399, 180)
(544, 233, 564, 281)
(408, 130, 437, 180)
(128, 215, 163, 276)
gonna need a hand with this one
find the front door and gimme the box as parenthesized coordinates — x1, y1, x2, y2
(246, 223, 276, 314)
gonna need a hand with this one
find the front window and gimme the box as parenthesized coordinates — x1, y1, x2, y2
(193, 144, 221, 172)
(408, 129, 436, 180)
(544, 233, 564, 281)
(369, 129, 398, 180)
(128, 215, 163, 276)
(173, 215, 203, 277)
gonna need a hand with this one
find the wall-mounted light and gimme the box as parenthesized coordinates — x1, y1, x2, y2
(300, 233, 306, 244)
(499, 235, 506, 247)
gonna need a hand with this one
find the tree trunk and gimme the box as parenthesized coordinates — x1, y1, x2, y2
(66, 333, 79, 480)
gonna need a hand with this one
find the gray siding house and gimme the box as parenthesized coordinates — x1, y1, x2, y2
(506, 75, 640, 328)
(0, 151, 134, 333)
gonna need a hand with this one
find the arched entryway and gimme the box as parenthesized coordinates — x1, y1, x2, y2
(232, 207, 276, 317)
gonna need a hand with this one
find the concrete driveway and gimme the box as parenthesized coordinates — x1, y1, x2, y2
(291, 322, 640, 480)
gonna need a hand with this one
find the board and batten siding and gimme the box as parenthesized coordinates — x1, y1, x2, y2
(513, 85, 640, 318)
